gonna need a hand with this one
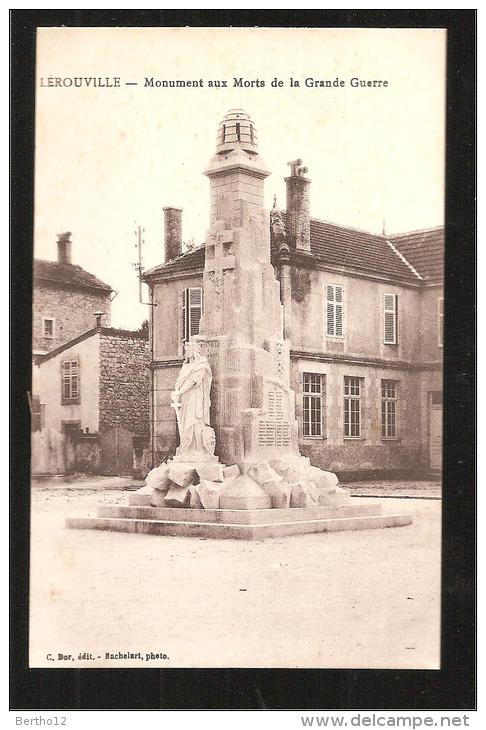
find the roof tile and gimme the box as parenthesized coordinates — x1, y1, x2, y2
(34, 259, 113, 291)
(389, 228, 444, 280)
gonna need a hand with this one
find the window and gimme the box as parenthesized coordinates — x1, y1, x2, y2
(383, 294, 398, 344)
(42, 317, 55, 338)
(61, 360, 79, 403)
(303, 373, 324, 437)
(438, 297, 444, 347)
(344, 376, 362, 438)
(326, 284, 344, 337)
(381, 380, 398, 438)
(182, 287, 203, 343)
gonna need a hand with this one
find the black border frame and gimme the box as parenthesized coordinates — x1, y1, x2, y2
(10, 9, 476, 711)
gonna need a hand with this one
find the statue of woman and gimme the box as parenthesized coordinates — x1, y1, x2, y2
(171, 339, 213, 459)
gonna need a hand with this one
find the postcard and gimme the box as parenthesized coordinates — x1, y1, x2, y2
(29, 26, 446, 670)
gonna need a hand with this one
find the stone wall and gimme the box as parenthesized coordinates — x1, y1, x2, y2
(290, 266, 422, 363)
(99, 330, 150, 436)
(33, 283, 111, 352)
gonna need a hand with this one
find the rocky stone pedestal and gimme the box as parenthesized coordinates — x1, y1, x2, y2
(66, 501, 412, 540)
(66, 455, 413, 539)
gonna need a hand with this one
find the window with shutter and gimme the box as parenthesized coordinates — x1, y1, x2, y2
(61, 359, 80, 403)
(326, 284, 344, 337)
(182, 287, 203, 343)
(383, 293, 398, 344)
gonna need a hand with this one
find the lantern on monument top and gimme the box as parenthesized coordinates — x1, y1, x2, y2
(216, 108, 259, 155)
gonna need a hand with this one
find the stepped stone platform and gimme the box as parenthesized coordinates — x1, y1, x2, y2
(66, 493, 412, 540)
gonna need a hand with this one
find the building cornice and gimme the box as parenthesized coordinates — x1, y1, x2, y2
(287, 254, 423, 288)
(144, 269, 203, 285)
(290, 349, 442, 372)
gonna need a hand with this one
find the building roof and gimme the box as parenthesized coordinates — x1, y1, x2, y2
(144, 246, 205, 278)
(389, 227, 444, 281)
(34, 259, 113, 292)
(304, 217, 420, 282)
(144, 219, 443, 285)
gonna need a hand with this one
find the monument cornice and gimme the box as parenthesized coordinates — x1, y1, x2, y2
(150, 358, 184, 369)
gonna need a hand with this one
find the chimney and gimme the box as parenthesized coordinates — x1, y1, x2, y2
(57, 231, 72, 264)
(285, 159, 311, 253)
(163, 207, 183, 261)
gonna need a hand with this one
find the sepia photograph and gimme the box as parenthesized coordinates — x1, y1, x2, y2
(26, 25, 448, 672)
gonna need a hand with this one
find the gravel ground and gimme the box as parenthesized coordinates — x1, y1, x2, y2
(29, 488, 441, 670)
(341, 480, 441, 499)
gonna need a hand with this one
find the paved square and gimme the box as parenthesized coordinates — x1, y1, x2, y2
(30, 489, 440, 669)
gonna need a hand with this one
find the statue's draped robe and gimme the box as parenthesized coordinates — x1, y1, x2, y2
(174, 356, 212, 456)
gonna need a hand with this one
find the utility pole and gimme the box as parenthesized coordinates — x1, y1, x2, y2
(132, 223, 156, 307)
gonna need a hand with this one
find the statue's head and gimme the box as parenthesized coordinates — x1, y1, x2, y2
(185, 338, 203, 361)
(201, 426, 216, 456)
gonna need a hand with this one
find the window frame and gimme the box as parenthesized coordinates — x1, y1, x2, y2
(381, 379, 398, 440)
(302, 372, 325, 439)
(42, 316, 56, 339)
(61, 358, 80, 405)
(182, 286, 203, 344)
(326, 283, 345, 338)
(383, 293, 398, 345)
(343, 376, 363, 439)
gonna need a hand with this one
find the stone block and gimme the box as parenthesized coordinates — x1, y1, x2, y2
(301, 465, 339, 490)
(223, 464, 240, 480)
(168, 464, 197, 488)
(145, 462, 171, 492)
(219, 475, 272, 510)
(269, 458, 299, 484)
(150, 489, 168, 507)
(189, 484, 204, 509)
(290, 481, 319, 508)
(260, 479, 291, 509)
(199, 479, 226, 510)
(133, 484, 153, 495)
(196, 463, 225, 483)
(248, 461, 281, 486)
(164, 484, 191, 507)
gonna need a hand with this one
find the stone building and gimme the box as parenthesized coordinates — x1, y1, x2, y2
(35, 323, 150, 474)
(143, 109, 443, 478)
(33, 231, 112, 358)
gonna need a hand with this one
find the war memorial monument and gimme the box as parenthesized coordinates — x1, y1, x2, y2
(67, 109, 412, 539)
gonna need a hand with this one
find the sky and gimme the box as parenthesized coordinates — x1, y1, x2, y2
(34, 27, 446, 329)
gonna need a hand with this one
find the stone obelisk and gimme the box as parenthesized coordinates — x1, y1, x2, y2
(196, 109, 299, 471)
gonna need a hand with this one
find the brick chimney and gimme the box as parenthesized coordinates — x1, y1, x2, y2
(285, 159, 311, 252)
(163, 207, 183, 261)
(57, 231, 72, 264)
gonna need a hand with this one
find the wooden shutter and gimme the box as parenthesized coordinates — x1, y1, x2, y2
(438, 297, 444, 346)
(383, 293, 398, 344)
(327, 284, 344, 337)
(326, 285, 335, 336)
(182, 287, 203, 343)
(189, 287, 202, 338)
(335, 286, 343, 337)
